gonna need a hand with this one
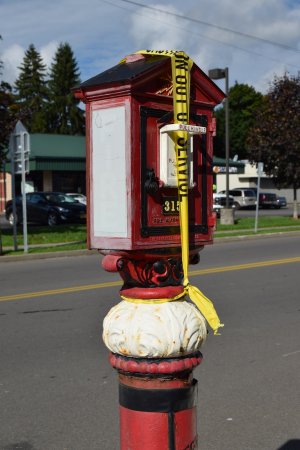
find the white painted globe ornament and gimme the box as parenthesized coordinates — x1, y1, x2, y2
(103, 299, 207, 358)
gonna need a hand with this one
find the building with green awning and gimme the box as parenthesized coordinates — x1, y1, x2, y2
(3, 134, 86, 201)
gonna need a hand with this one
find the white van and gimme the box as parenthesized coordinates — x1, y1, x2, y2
(219, 188, 256, 209)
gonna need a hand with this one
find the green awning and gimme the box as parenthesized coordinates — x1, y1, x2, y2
(32, 158, 86, 171)
(4, 133, 86, 173)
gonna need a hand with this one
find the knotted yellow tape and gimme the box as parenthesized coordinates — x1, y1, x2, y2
(121, 286, 222, 334)
(121, 291, 186, 304)
(132, 50, 224, 335)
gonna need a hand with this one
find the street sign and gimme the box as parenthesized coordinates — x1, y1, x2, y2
(257, 162, 264, 177)
(9, 121, 30, 253)
(10, 121, 30, 175)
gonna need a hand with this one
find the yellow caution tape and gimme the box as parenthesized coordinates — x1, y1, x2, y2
(131, 50, 224, 335)
(122, 285, 223, 335)
(121, 291, 186, 304)
(185, 284, 224, 335)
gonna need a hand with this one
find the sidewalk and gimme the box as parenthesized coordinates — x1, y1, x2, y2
(214, 225, 300, 234)
(1, 229, 300, 263)
(0, 248, 94, 262)
(1, 240, 86, 251)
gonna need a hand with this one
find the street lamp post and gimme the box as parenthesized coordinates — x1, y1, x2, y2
(208, 67, 230, 209)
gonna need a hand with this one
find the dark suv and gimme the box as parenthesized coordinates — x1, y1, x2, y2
(258, 192, 279, 208)
(251, 189, 279, 208)
(5, 192, 86, 226)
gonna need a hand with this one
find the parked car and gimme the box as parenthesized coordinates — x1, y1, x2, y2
(276, 196, 287, 208)
(66, 193, 87, 205)
(218, 188, 256, 209)
(250, 188, 278, 209)
(213, 193, 234, 218)
(259, 193, 278, 208)
(5, 192, 86, 227)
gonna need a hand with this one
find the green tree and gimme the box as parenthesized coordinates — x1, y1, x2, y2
(0, 36, 15, 170)
(0, 81, 14, 166)
(47, 43, 85, 135)
(214, 82, 263, 160)
(246, 73, 300, 219)
(0, 37, 11, 254)
(0, 35, 6, 168)
(14, 44, 48, 132)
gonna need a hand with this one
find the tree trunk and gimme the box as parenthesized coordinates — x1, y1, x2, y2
(293, 184, 298, 220)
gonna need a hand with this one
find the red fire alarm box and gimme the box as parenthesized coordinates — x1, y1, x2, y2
(74, 53, 225, 252)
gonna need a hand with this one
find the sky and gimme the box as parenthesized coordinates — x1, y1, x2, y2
(1, 0, 300, 94)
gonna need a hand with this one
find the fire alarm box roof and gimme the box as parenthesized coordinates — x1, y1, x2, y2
(76, 52, 225, 106)
(79, 55, 169, 89)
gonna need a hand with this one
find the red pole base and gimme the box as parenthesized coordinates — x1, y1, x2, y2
(120, 405, 197, 450)
(112, 353, 202, 450)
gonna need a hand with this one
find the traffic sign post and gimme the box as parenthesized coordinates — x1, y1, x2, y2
(254, 162, 264, 233)
(9, 133, 18, 251)
(9, 121, 30, 253)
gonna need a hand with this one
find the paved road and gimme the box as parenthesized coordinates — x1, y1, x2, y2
(0, 235, 300, 450)
(235, 205, 295, 219)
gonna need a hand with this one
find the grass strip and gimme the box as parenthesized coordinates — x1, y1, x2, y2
(215, 227, 300, 238)
(2, 241, 87, 256)
(1, 217, 300, 256)
(1, 224, 87, 247)
(217, 216, 299, 231)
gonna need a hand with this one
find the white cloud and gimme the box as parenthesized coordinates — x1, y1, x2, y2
(40, 41, 59, 70)
(255, 64, 290, 93)
(1, 0, 300, 92)
(1, 42, 59, 84)
(126, 0, 300, 92)
(129, 3, 188, 51)
(1, 44, 24, 84)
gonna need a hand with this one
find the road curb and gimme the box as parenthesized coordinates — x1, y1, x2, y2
(0, 248, 98, 262)
(214, 229, 300, 244)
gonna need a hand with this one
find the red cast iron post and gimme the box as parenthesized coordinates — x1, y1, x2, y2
(102, 251, 206, 450)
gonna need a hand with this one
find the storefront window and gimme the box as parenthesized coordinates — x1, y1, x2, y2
(52, 171, 85, 194)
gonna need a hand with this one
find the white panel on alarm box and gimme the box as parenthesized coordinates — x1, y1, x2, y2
(92, 106, 128, 237)
(159, 124, 206, 188)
